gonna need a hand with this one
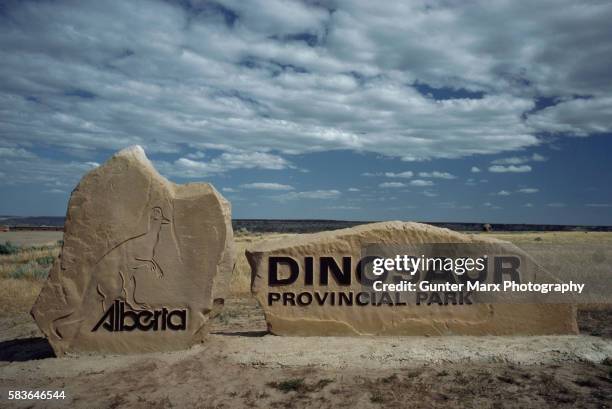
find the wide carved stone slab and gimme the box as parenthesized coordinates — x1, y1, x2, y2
(32, 146, 235, 355)
(247, 222, 577, 336)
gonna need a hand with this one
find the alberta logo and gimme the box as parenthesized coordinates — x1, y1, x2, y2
(92, 300, 187, 332)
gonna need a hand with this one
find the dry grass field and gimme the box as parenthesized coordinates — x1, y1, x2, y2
(0, 228, 611, 408)
(0, 233, 61, 316)
(1, 229, 611, 316)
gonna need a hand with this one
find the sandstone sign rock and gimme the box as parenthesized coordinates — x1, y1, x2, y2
(247, 222, 577, 336)
(32, 146, 235, 355)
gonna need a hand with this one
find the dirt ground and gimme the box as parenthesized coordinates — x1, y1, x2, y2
(0, 231, 611, 408)
(1, 298, 611, 409)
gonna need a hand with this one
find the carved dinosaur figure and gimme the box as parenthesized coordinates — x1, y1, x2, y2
(50, 206, 172, 341)
(93, 206, 171, 311)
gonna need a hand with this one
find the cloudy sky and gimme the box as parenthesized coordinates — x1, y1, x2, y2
(1, 0, 611, 224)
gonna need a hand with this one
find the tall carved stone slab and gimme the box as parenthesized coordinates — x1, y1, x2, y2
(248, 222, 577, 336)
(32, 146, 235, 355)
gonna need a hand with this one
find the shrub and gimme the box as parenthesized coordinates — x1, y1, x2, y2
(0, 241, 20, 255)
(267, 378, 305, 393)
(236, 227, 250, 236)
(36, 255, 56, 266)
(9, 262, 49, 280)
(370, 391, 385, 403)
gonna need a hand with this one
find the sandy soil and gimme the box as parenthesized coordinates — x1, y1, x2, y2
(1, 298, 611, 409)
(0, 231, 63, 247)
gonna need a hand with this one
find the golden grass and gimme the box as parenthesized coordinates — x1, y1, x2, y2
(1, 230, 611, 314)
(0, 246, 59, 279)
(486, 231, 612, 244)
(0, 242, 59, 315)
(0, 278, 44, 316)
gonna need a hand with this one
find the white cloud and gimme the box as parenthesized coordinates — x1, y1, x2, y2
(186, 151, 205, 159)
(409, 179, 434, 187)
(517, 188, 539, 194)
(348, 187, 360, 192)
(240, 182, 294, 191)
(494, 190, 511, 196)
(0, 147, 36, 159)
(528, 97, 612, 136)
(422, 190, 438, 197)
(531, 154, 547, 162)
(491, 157, 526, 165)
(491, 153, 547, 165)
(156, 151, 292, 178)
(326, 205, 360, 210)
(547, 202, 567, 207)
(275, 189, 341, 200)
(379, 182, 406, 188)
(482, 202, 502, 209)
(213, 152, 291, 171)
(44, 188, 66, 194)
(585, 203, 612, 208)
(471, 166, 481, 173)
(222, 187, 237, 192)
(0, 156, 99, 187)
(523, 203, 533, 207)
(488, 165, 532, 173)
(0, 0, 609, 197)
(466, 178, 488, 185)
(1, 0, 609, 172)
(418, 171, 456, 179)
(385, 171, 413, 178)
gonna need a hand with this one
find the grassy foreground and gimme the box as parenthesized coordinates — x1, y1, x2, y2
(1, 230, 611, 316)
(0, 240, 60, 315)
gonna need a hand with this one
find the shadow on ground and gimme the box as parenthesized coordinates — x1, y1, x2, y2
(211, 330, 268, 337)
(578, 309, 612, 338)
(0, 337, 55, 362)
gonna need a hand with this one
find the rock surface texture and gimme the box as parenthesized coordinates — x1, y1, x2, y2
(32, 146, 235, 355)
(247, 222, 577, 336)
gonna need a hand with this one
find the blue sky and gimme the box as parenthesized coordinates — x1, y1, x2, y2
(1, 1, 611, 224)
